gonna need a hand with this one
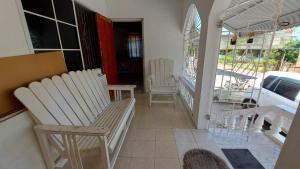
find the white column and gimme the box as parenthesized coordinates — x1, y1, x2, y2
(193, 0, 232, 129)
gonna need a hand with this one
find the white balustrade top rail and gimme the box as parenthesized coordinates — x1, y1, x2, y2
(209, 104, 295, 145)
(179, 77, 195, 97)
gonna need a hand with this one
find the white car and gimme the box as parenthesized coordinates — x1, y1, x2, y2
(241, 71, 300, 111)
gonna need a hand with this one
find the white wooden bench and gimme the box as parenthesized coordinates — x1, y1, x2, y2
(14, 69, 136, 169)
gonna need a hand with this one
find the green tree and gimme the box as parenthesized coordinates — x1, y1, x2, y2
(270, 40, 300, 63)
(283, 40, 300, 63)
(187, 43, 198, 56)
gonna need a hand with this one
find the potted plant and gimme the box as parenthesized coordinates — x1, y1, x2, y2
(247, 32, 256, 43)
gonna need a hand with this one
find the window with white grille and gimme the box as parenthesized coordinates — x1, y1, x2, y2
(183, 5, 201, 85)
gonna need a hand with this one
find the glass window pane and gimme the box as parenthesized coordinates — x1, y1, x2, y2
(268, 79, 280, 91)
(274, 80, 300, 101)
(58, 23, 79, 49)
(25, 13, 60, 49)
(63, 51, 83, 71)
(128, 35, 141, 58)
(22, 0, 54, 18)
(262, 75, 277, 89)
(53, 0, 75, 24)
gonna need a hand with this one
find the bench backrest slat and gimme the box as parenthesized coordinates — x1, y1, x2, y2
(86, 70, 109, 107)
(81, 70, 106, 110)
(41, 78, 83, 126)
(52, 75, 91, 126)
(61, 74, 96, 123)
(29, 82, 72, 125)
(76, 71, 102, 117)
(74, 71, 103, 116)
(94, 70, 111, 104)
(95, 72, 111, 104)
(14, 87, 64, 147)
(69, 72, 98, 119)
(14, 87, 58, 125)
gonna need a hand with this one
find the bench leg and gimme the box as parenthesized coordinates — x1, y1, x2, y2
(98, 136, 111, 169)
(35, 131, 55, 169)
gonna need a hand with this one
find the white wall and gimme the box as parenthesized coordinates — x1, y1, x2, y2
(75, 0, 108, 15)
(0, 1, 108, 169)
(0, 0, 30, 57)
(0, 112, 46, 169)
(106, 0, 184, 90)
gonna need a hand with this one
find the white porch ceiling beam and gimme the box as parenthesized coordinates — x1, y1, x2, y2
(223, 23, 237, 33)
(223, 0, 264, 22)
(236, 9, 300, 31)
(226, 0, 258, 11)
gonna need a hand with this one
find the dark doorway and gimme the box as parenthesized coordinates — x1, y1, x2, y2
(113, 21, 144, 91)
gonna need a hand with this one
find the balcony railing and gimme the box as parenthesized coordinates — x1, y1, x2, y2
(178, 77, 195, 123)
(209, 104, 295, 145)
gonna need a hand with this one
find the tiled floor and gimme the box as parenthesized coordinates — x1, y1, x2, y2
(114, 94, 281, 169)
(211, 130, 281, 169)
(115, 93, 193, 169)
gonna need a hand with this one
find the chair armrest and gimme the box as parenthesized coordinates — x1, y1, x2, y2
(34, 125, 110, 136)
(147, 76, 152, 91)
(171, 75, 178, 83)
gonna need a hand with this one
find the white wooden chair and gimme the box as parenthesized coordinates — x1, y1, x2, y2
(14, 69, 136, 169)
(148, 58, 177, 106)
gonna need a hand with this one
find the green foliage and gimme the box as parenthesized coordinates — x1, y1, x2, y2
(270, 40, 300, 63)
(187, 43, 198, 56)
(217, 40, 299, 73)
(270, 49, 284, 60)
(218, 55, 278, 72)
(219, 50, 226, 55)
(284, 40, 300, 63)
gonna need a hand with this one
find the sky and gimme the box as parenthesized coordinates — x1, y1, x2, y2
(294, 26, 300, 39)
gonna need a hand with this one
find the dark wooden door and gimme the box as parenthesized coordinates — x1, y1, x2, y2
(95, 14, 118, 84)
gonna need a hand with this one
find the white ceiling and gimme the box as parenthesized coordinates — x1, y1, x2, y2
(223, 0, 300, 33)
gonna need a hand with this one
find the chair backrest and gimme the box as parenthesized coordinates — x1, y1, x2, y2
(150, 58, 174, 86)
(14, 69, 111, 127)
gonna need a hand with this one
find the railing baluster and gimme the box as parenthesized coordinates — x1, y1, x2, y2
(178, 77, 195, 114)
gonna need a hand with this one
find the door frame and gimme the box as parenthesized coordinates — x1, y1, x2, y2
(111, 18, 146, 92)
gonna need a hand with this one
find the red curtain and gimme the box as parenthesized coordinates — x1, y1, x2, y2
(95, 14, 118, 84)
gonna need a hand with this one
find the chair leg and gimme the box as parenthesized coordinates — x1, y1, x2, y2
(149, 92, 152, 107)
(173, 93, 176, 108)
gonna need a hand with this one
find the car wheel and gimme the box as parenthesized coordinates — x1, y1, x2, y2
(242, 99, 257, 109)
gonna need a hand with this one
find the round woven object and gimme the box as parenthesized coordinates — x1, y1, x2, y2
(183, 149, 230, 169)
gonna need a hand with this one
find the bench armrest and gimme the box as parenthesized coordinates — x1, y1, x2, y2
(107, 85, 136, 91)
(107, 85, 136, 99)
(34, 125, 110, 136)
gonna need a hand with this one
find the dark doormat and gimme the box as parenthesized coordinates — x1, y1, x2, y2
(221, 149, 264, 169)
(183, 149, 230, 169)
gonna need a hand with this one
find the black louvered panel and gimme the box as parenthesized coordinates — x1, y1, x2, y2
(75, 3, 101, 69)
